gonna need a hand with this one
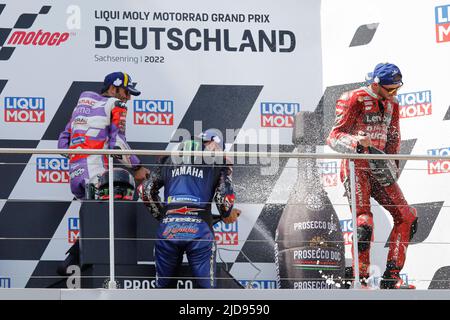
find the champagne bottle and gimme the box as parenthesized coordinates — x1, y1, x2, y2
(275, 111, 345, 289)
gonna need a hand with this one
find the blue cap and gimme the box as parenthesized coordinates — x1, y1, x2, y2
(102, 72, 141, 96)
(198, 129, 225, 150)
(365, 63, 402, 85)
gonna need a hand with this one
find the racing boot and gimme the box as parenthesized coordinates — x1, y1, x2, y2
(350, 223, 373, 289)
(342, 266, 370, 289)
(380, 262, 415, 289)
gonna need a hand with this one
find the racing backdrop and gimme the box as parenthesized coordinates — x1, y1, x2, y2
(0, 0, 449, 289)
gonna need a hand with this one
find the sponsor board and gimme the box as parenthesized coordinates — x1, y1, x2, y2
(133, 99, 174, 125)
(318, 161, 338, 187)
(398, 91, 432, 119)
(0, 277, 11, 288)
(3, 97, 45, 123)
(0, 5, 72, 61)
(214, 221, 238, 245)
(435, 5, 450, 42)
(291, 247, 342, 270)
(238, 280, 276, 289)
(94, 25, 296, 53)
(292, 281, 337, 289)
(123, 279, 193, 289)
(427, 147, 450, 174)
(340, 219, 353, 246)
(68, 217, 80, 244)
(7, 30, 69, 47)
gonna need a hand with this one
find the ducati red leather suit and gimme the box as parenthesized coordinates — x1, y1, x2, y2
(327, 86, 417, 279)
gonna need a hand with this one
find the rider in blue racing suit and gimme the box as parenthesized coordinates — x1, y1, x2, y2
(138, 130, 239, 288)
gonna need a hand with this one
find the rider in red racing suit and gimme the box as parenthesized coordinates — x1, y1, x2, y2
(327, 63, 418, 289)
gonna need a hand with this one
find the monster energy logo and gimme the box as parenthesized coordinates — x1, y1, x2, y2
(181, 140, 201, 164)
(183, 140, 201, 151)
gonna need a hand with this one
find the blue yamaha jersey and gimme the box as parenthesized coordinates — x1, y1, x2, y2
(140, 156, 235, 227)
(163, 164, 217, 210)
(139, 154, 235, 288)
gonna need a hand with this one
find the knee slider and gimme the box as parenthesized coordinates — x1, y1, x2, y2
(357, 225, 372, 252)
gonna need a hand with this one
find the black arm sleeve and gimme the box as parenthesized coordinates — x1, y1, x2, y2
(141, 167, 165, 221)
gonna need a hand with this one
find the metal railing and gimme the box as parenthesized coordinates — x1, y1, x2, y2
(2, 147, 450, 161)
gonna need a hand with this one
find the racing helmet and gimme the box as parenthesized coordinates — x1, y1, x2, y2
(97, 168, 135, 200)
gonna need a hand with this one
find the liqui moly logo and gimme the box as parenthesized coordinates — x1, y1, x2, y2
(133, 99, 174, 125)
(318, 161, 338, 187)
(397, 91, 432, 119)
(68, 217, 80, 244)
(4, 97, 45, 123)
(0, 277, 11, 288)
(427, 147, 450, 174)
(260, 102, 300, 127)
(435, 5, 450, 43)
(213, 221, 238, 245)
(340, 219, 353, 246)
(7, 30, 69, 46)
(36, 157, 69, 183)
(0, 5, 72, 61)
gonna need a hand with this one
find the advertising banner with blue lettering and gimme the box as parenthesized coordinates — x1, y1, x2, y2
(0, 0, 449, 290)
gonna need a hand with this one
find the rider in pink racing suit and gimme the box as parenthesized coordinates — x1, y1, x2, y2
(327, 63, 418, 289)
(58, 72, 149, 199)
